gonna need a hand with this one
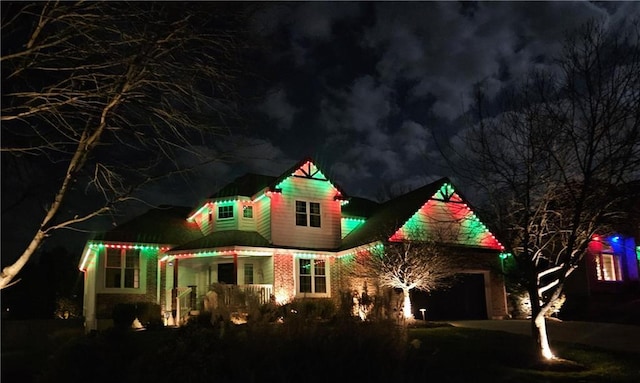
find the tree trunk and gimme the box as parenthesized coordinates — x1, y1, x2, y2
(532, 312, 555, 360)
(529, 287, 556, 360)
(402, 288, 413, 320)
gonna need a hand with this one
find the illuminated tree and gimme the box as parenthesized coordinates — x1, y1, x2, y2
(456, 19, 640, 360)
(350, 237, 462, 321)
(0, 2, 254, 289)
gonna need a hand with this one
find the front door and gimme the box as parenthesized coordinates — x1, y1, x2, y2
(218, 263, 235, 284)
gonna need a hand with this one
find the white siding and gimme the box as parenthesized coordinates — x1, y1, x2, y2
(82, 248, 98, 332)
(256, 197, 271, 242)
(198, 207, 215, 235)
(258, 256, 273, 284)
(270, 176, 341, 249)
(214, 202, 238, 231)
(238, 202, 257, 232)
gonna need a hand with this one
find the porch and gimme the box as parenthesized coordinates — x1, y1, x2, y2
(173, 283, 274, 324)
(163, 254, 275, 325)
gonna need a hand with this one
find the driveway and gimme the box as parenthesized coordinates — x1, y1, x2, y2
(449, 319, 640, 354)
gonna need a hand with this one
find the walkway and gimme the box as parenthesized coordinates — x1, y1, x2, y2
(450, 319, 640, 354)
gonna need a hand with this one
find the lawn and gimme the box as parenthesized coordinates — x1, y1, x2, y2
(406, 325, 640, 382)
(3, 320, 639, 383)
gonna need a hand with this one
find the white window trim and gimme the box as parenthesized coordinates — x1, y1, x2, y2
(595, 252, 623, 282)
(218, 205, 234, 220)
(295, 200, 321, 228)
(98, 247, 146, 294)
(294, 256, 330, 298)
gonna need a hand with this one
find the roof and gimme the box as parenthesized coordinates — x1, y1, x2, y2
(340, 178, 449, 249)
(92, 205, 203, 245)
(208, 173, 278, 198)
(207, 158, 348, 202)
(169, 230, 270, 252)
(342, 196, 381, 218)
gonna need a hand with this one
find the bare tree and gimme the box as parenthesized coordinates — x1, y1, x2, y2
(456, 19, 640, 360)
(0, 2, 255, 289)
(348, 225, 462, 321)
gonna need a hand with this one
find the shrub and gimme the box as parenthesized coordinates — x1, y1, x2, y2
(111, 303, 137, 329)
(287, 298, 336, 320)
(135, 302, 163, 329)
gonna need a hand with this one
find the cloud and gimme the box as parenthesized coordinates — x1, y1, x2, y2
(346, 75, 393, 132)
(248, 1, 639, 199)
(359, 2, 615, 120)
(260, 88, 298, 131)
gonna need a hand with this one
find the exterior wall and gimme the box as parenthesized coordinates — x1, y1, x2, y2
(256, 196, 271, 242)
(585, 235, 640, 292)
(194, 205, 215, 235)
(94, 247, 157, 295)
(564, 235, 640, 321)
(239, 201, 257, 232)
(341, 217, 366, 239)
(486, 269, 509, 319)
(393, 192, 502, 250)
(261, 255, 274, 285)
(270, 176, 342, 249)
(89, 247, 160, 330)
(213, 202, 239, 232)
(328, 257, 340, 300)
(82, 248, 98, 332)
(621, 237, 639, 281)
(196, 199, 259, 235)
(273, 253, 295, 304)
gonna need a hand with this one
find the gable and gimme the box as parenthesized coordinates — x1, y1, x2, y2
(389, 182, 504, 250)
(272, 158, 347, 201)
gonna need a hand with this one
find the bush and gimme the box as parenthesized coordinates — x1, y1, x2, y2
(135, 302, 163, 329)
(111, 303, 137, 329)
(110, 302, 162, 330)
(287, 298, 336, 321)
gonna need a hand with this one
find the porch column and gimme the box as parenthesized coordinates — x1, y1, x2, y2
(171, 258, 179, 320)
(233, 254, 238, 284)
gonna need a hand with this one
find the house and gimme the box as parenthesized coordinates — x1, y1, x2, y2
(79, 158, 510, 331)
(562, 188, 640, 323)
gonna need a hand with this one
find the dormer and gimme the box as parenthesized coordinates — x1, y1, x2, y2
(187, 173, 277, 236)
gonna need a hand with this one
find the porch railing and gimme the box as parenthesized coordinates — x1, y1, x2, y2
(212, 284, 273, 307)
(176, 287, 193, 325)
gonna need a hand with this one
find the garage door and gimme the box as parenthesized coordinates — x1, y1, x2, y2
(411, 273, 487, 320)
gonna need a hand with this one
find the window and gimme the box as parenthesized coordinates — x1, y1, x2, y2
(244, 263, 254, 284)
(295, 201, 321, 227)
(218, 205, 233, 219)
(105, 248, 140, 288)
(296, 201, 307, 226)
(243, 205, 253, 219)
(309, 202, 321, 227)
(298, 258, 327, 294)
(595, 253, 623, 281)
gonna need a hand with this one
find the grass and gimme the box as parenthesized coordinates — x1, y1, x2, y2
(406, 325, 640, 382)
(3, 320, 639, 383)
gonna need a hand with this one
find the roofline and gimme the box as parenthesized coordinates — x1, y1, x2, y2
(269, 157, 349, 199)
(164, 245, 348, 260)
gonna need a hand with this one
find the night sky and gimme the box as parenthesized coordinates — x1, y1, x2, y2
(183, 1, 639, 201)
(2, 1, 640, 262)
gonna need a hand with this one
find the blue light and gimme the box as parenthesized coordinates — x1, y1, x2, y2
(612, 236, 620, 242)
